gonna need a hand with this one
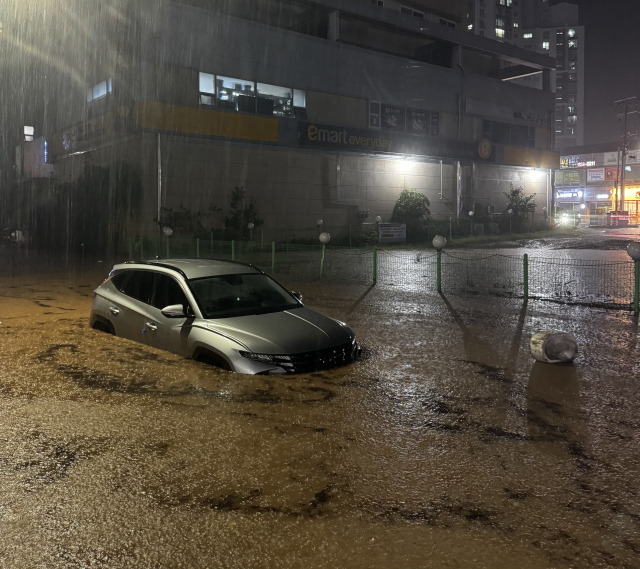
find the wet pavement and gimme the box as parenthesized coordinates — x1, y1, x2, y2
(0, 252, 639, 568)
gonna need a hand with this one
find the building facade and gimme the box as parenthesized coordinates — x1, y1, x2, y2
(7, 0, 559, 253)
(555, 143, 640, 221)
(468, 2, 585, 149)
(515, 2, 584, 148)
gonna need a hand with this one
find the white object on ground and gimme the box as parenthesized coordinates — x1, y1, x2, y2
(530, 331, 579, 364)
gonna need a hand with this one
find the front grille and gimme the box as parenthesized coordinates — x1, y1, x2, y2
(283, 341, 360, 374)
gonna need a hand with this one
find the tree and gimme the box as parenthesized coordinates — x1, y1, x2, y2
(391, 189, 431, 223)
(224, 186, 264, 240)
(504, 183, 537, 232)
(159, 202, 221, 238)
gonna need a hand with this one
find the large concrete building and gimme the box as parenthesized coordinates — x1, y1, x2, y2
(467, 1, 585, 149)
(6, 0, 559, 254)
(515, 2, 584, 148)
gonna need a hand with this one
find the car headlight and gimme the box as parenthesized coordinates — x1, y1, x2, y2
(239, 352, 293, 365)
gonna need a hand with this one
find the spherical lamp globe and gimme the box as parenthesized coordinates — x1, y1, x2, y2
(432, 235, 447, 250)
(162, 226, 173, 238)
(627, 242, 640, 262)
(319, 232, 331, 245)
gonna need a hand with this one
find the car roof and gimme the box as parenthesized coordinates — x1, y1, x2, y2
(113, 259, 262, 280)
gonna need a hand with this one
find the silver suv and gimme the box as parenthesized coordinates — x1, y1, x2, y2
(90, 259, 360, 375)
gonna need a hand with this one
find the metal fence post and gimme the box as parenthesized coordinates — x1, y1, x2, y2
(210, 231, 213, 256)
(141, 239, 144, 260)
(320, 244, 326, 278)
(373, 247, 377, 284)
(271, 242, 275, 271)
(128, 239, 133, 260)
(449, 217, 452, 241)
(524, 253, 529, 302)
(635, 261, 639, 315)
(166, 237, 170, 259)
(196, 238, 200, 258)
(232, 240, 235, 261)
(437, 250, 442, 293)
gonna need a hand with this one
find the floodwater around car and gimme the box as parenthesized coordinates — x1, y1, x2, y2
(0, 246, 639, 568)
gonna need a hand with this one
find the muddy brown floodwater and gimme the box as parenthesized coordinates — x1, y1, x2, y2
(0, 265, 639, 568)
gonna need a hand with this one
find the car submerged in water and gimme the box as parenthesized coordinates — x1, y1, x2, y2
(90, 259, 361, 375)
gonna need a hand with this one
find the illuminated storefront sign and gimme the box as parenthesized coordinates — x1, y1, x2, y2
(587, 168, 605, 182)
(557, 190, 582, 199)
(560, 155, 596, 168)
(556, 169, 580, 183)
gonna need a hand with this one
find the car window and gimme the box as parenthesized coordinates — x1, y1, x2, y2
(189, 273, 299, 319)
(113, 270, 155, 304)
(151, 274, 189, 311)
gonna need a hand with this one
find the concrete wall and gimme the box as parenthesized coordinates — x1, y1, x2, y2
(139, 1, 554, 129)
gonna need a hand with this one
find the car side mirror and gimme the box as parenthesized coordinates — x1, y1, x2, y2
(292, 291, 303, 302)
(161, 304, 186, 318)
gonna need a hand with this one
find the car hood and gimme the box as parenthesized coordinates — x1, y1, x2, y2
(203, 307, 353, 354)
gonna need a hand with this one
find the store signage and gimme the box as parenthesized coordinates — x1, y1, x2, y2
(556, 169, 580, 184)
(557, 190, 581, 199)
(406, 108, 429, 135)
(379, 223, 406, 243)
(604, 150, 640, 165)
(560, 155, 596, 168)
(587, 168, 605, 182)
(605, 167, 620, 181)
(381, 104, 405, 130)
(299, 123, 493, 161)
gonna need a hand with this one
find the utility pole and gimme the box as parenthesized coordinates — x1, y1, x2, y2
(615, 97, 638, 212)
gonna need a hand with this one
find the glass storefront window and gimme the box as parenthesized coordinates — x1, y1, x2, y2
(257, 83, 293, 117)
(217, 76, 255, 112)
(293, 89, 306, 108)
(199, 72, 215, 106)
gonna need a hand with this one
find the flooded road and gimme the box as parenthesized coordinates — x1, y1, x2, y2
(0, 264, 639, 568)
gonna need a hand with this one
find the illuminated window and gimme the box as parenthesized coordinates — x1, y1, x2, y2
(542, 41, 550, 50)
(567, 115, 577, 124)
(568, 29, 576, 37)
(199, 72, 215, 105)
(568, 39, 578, 48)
(86, 79, 112, 102)
(496, 28, 505, 38)
(468, 24, 473, 30)
(523, 33, 532, 38)
(513, 22, 519, 27)
(257, 83, 293, 117)
(496, 17, 505, 27)
(217, 76, 255, 112)
(24, 126, 34, 142)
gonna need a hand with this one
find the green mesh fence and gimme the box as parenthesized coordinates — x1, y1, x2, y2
(528, 258, 635, 309)
(441, 252, 524, 298)
(126, 236, 637, 310)
(376, 250, 438, 290)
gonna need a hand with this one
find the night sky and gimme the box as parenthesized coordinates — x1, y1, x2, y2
(561, 0, 640, 145)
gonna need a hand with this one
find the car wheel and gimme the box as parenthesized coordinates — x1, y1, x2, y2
(194, 349, 231, 371)
(93, 319, 115, 335)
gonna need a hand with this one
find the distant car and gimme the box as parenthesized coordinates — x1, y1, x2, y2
(90, 259, 361, 375)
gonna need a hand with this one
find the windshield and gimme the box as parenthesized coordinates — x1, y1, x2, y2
(189, 273, 300, 319)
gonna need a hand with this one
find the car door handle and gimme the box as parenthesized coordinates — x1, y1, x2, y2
(146, 322, 158, 331)
(109, 307, 120, 316)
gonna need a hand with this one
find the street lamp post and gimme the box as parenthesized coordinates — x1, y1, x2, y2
(628, 242, 640, 315)
(247, 222, 254, 243)
(433, 235, 447, 293)
(319, 232, 330, 278)
(469, 211, 474, 236)
(508, 209, 513, 233)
